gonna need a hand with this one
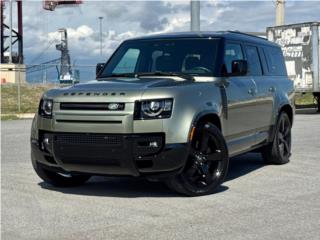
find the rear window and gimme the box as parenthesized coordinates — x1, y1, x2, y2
(244, 45, 262, 76)
(263, 46, 287, 76)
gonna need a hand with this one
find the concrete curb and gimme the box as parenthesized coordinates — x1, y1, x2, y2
(1, 113, 35, 119)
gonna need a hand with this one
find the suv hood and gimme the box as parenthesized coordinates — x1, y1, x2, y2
(44, 77, 191, 101)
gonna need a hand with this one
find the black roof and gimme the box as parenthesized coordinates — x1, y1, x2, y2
(127, 31, 278, 47)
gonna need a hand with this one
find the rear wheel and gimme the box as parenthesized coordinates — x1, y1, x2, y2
(262, 112, 292, 164)
(166, 123, 229, 196)
(33, 162, 91, 187)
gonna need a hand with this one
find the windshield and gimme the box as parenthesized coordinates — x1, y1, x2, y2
(99, 38, 221, 79)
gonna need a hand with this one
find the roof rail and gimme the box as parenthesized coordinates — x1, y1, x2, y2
(227, 31, 268, 40)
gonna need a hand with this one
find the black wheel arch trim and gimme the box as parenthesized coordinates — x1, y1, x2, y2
(268, 103, 294, 142)
(188, 111, 223, 144)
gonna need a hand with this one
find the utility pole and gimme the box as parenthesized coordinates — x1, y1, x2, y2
(98, 16, 103, 56)
(276, 0, 285, 26)
(190, 0, 200, 31)
(56, 28, 72, 83)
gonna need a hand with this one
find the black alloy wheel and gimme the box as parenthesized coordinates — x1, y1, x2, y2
(262, 112, 292, 164)
(166, 123, 229, 196)
(277, 114, 292, 159)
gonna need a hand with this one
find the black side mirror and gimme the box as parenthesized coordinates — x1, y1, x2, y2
(96, 63, 105, 77)
(231, 60, 247, 76)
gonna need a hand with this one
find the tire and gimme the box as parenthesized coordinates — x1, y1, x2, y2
(33, 162, 91, 187)
(166, 123, 229, 196)
(262, 112, 292, 164)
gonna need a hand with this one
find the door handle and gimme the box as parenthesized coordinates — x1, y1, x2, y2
(248, 88, 256, 95)
(269, 86, 275, 92)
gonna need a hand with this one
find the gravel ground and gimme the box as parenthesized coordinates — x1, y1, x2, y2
(1, 113, 320, 240)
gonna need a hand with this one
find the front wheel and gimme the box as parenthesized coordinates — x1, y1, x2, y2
(33, 162, 91, 187)
(262, 112, 292, 164)
(166, 123, 229, 196)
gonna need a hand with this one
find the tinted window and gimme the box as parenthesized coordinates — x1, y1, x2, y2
(224, 43, 244, 74)
(113, 48, 140, 74)
(263, 46, 287, 76)
(244, 45, 262, 76)
(100, 39, 220, 78)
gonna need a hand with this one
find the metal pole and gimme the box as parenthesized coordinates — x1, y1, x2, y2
(191, 0, 200, 31)
(99, 16, 103, 56)
(275, 0, 285, 26)
(1, 1, 4, 63)
(9, 0, 13, 63)
(311, 24, 319, 92)
(17, 64, 21, 112)
(17, 0, 23, 64)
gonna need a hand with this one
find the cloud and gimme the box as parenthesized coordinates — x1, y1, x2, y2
(21, 0, 320, 66)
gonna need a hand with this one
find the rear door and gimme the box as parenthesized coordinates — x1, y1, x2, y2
(243, 44, 274, 142)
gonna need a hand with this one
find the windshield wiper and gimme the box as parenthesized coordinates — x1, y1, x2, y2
(136, 71, 195, 81)
(99, 73, 136, 79)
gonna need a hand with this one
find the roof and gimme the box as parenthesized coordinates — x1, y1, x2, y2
(127, 31, 278, 47)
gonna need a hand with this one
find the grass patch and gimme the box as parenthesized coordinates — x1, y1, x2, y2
(1, 84, 54, 114)
(295, 92, 315, 106)
(1, 114, 19, 121)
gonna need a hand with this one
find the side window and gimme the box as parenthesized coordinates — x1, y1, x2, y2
(224, 43, 244, 74)
(244, 45, 262, 76)
(263, 46, 287, 76)
(113, 48, 140, 74)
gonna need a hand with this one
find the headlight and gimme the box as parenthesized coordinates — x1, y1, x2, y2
(39, 98, 53, 118)
(134, 99, 173, 120)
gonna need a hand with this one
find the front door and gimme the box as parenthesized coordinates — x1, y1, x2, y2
(221, 42, 259, 155)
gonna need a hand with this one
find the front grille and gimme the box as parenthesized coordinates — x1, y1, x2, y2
(53, 133, 125, 166)
(60, 102, 125, 111)
(54, 133, 123, 146)
(47, 132, 164, 168)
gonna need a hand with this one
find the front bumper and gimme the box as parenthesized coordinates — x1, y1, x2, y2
(31, 131, 189, 177)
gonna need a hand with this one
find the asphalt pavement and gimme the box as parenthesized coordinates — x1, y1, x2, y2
(1, 112, 320, 240)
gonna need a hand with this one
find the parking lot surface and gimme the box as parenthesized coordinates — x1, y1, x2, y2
(1, 113, 320, 240)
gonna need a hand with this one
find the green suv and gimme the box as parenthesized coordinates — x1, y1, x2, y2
(31, 31, 294, 196)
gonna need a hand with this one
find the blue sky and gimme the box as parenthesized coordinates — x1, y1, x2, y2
(4, 0, 320, 82)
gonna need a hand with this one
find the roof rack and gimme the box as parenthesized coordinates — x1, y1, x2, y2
(226, 31, 268, 41)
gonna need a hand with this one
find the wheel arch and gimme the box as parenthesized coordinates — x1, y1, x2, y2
(279, 104, 294, 125)
(268, 103, 294, 142)
(189, 112, 223, 142)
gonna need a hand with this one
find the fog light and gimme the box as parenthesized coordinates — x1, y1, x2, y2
(43, 137, 50, 145)
(149, 141, 159, 148)
(42, 135, 52, 153)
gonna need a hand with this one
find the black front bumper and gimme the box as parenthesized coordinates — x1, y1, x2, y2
(31, 132, 189, 177)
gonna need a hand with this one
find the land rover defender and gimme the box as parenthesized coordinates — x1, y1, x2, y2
(31, 31, 294, 196)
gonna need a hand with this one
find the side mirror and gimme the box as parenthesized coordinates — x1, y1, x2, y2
(96, 63, 105, 77)
(231, 60, 247, 76)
